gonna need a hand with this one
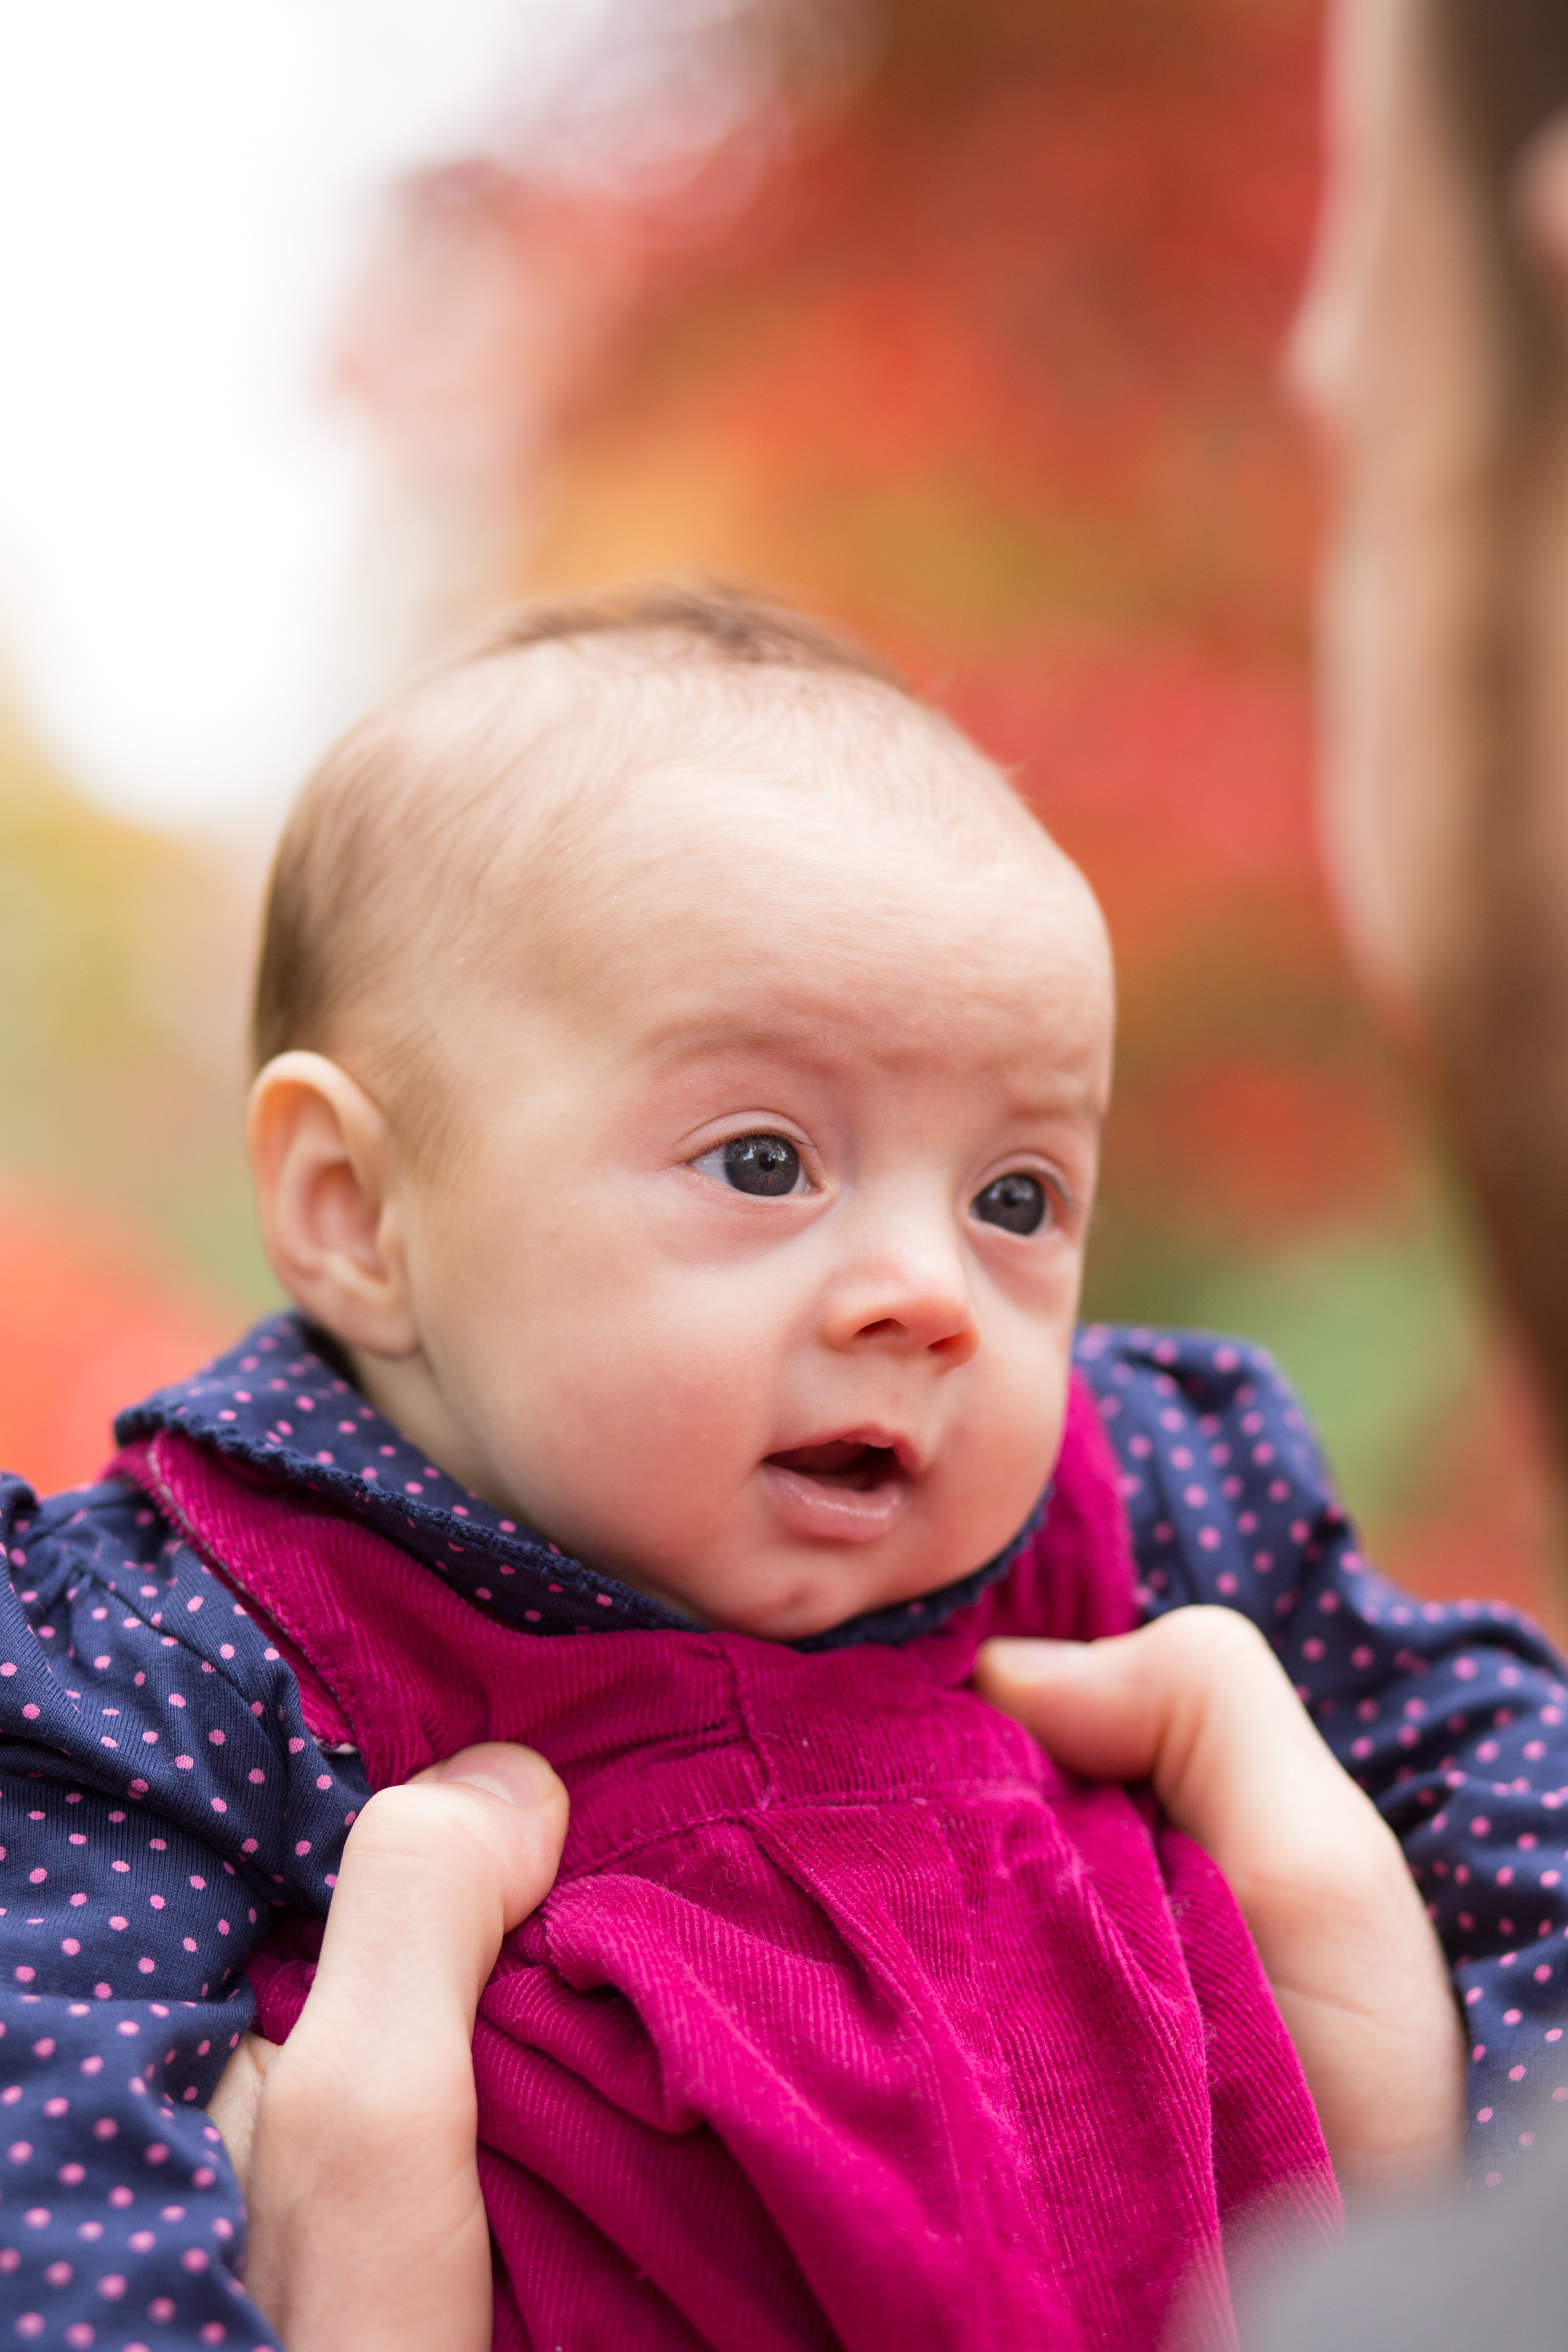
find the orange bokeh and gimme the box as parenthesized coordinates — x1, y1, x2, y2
(0, 1190, 239, 1497)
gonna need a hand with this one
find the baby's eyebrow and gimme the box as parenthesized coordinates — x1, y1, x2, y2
(640, 1022, 1106, 1122)
(1003, 1081, 1104, 1128)
(639, 1017, 854, 1073)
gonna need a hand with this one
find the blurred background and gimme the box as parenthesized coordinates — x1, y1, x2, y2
(0, 0, 1555, 1629)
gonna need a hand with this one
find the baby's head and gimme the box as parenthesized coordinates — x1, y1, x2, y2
(247, 584, 1113, 1640)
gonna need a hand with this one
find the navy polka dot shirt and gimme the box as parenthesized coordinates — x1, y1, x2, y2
(0, 1312, 1562, 2345)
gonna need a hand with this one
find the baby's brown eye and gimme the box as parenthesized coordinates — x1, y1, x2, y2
(722, 1135, 802, 1196)
(971, 1173, 1048, 1235)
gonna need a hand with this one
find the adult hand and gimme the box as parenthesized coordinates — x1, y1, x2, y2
(975, 1611, 1464, 2200)
(208, 1741, 568, 2352)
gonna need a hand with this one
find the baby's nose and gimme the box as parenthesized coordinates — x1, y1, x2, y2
(821, 1236, 980, 1364)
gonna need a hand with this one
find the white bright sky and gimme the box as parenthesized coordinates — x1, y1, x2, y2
(0, 0, 634, 832)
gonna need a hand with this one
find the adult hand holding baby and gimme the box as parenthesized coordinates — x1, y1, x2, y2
(208, 1742, 568, 2352)
(975, 1613, 1464, 2202)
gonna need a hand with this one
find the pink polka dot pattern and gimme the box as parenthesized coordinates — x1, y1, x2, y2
(121, 1318, 1036, 1653)
(0, 1306, 1562, 2342)
(0, 1327, 367, 2342)
(1077, 1322, 1568, 2191)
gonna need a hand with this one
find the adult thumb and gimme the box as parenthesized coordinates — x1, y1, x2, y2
(974, 1632, 1167, 1786)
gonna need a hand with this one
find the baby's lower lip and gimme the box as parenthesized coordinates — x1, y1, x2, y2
(761, 1446, 911, 1544)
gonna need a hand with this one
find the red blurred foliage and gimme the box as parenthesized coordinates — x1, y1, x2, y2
(538, 0, 1323, 660)
(0, 1190, 236, 1496)
(946, 653, 1321, 963)
(1104, 1057, 1411, 1242)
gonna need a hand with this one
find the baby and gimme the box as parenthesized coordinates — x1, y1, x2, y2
(5, 583, 1559, 2352)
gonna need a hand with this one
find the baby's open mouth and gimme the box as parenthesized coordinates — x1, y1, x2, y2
(765, 1439, 903, 1493)
(761, 1434, 914, 1544)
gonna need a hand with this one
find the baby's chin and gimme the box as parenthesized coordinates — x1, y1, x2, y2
(627, 1546, 973, 1645)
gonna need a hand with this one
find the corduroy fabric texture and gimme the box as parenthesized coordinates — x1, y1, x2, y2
(154, 1376, 1337, 2351)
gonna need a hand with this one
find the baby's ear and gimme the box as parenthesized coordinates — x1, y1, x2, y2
(245, 1052, 418, 1358)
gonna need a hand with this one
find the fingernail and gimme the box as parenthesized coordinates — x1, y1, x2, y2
(442, 1754, 557, 1810)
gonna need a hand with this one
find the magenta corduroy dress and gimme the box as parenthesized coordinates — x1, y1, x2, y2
(134, 1376, 1337, 2351)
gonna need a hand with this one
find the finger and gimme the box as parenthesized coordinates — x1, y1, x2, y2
(236, 1756, 566, 2352)
(975, 1634, 1165, 1785)
(307, 1748, 568, 2041)
(976, 1612, 1365, 1862)
(413, 1738, 561, 1809)
(410, 1739, 571, 1929)
(980, 1624, 1465, 2190)
(373, 1740, 569, 1933)
(206, 2032, 280, 2189)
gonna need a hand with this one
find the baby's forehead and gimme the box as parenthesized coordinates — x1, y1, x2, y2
(518, 683, 1066, 945)
(261, 608, 1112, 1167)
(433, 644, 1095, 979)
(516, 726, 1112, 1106)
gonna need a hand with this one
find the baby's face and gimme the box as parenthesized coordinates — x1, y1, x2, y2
(380, 752, 1113, 1640)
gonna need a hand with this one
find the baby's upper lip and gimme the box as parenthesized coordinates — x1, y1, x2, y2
(765, 1426, 924, 1480)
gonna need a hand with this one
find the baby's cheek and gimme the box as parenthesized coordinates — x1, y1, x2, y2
(955, 1365, 1067, 1522)
(513, 1344, 755, 1548)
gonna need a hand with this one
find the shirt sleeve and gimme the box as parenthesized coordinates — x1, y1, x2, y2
(1073, 1322, 1568, 2188)
(0, 1470, 369, 2347)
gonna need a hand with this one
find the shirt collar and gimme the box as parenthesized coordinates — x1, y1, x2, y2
(116, 1310, 1035, 1650)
